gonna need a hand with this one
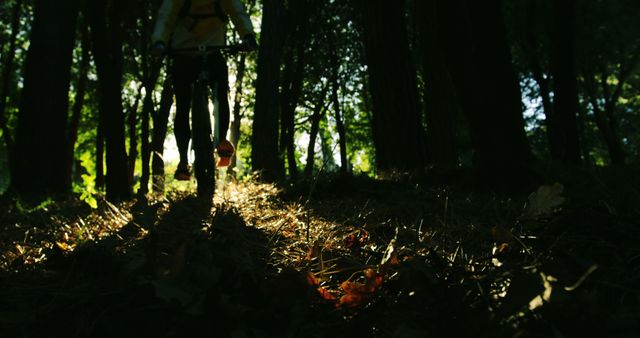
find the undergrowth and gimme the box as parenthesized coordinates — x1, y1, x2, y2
(0, 171, 639, 337)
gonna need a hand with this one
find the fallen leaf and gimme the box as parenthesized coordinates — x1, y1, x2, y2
(305, 270, 320, 287)
(525, 183, 566, 217)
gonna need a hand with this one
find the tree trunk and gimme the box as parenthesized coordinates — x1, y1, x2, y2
(138, 7, 161, 195)
(151, 76, 174, 193)
(330, 46, 348, 174)
(229, 54, 247, 174)
(319, 120, 337, 171)
(279, 41, 305, 179)
(304, 96, 329, 178)
(86, 0, 131, 200)
(11, 0, 79, 196)
(360, 0, 426, 172)
(584, 73, 626, 165)
(523, 0, 557, 161)
(436, 0, 532, 182)
(252, 0, 286, 181)
(551, 0, 581, 164)
(0, 0, 23, 174)
(418, 0, 458, 169)
(67, 21, 91, 182)
(96, 112, 105, 190)
(127, 87, 142, 184)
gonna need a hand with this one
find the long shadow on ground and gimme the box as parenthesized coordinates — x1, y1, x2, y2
(0, 195, 328, 338)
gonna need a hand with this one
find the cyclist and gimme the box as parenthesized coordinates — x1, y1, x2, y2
(151, 0, 257, 180)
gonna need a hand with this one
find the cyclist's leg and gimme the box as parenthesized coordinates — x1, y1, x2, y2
(208, 52, 231, 142)
(171, 56, 197, 176)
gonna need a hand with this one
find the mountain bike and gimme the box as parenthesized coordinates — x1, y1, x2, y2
(167, 45, 240, 200)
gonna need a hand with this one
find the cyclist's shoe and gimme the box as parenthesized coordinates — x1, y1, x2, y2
(216, 140, 235, 167)
(174, 162, 191, 181)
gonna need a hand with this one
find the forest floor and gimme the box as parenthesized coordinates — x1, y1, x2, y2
(1, 168, 639, 338)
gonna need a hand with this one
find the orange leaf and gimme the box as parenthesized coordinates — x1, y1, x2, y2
(305, 271, 320, 287)
(363, 269, 383, 292)
(316, 286, 337, 302)
(339, 293, 368, 308)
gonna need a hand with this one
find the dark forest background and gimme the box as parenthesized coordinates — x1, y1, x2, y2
(1, 1, 640, 337)
(0, 0, 639, 201)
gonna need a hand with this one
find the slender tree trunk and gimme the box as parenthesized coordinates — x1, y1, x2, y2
(418, 0, 458, 169)
(139, 86, 156, 194)
(523, 0, 557, 160)
(11, 0, 79, 196)
(0, 0, 23, 174)
(319, 120, 337, 170)
(229, 54, 247, 173)
(585, 74, 625, 165)
(305, 98, 328, 178)
(279, 41, 305, 179)
(67, 22, 90, 182)
(127, 88, 142, 184)
(330, 47, 348, 174)
(551, 0, 581, 164)
(252, 0, 286, 181)
(138, 7, 161, 195)
(87, 0, 131, 200)
(151, 76, 173, 193)
(279, 48, 296, 177)
(360, 0, 426, 172)
(96, 112, 105, 190)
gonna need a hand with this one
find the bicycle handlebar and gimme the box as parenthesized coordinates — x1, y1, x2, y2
(166, 45, 241, 56)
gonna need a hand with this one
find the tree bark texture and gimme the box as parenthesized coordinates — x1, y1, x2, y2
(360, 0, 426, 172)
(86, 0, 131, 200)
(330, 44, 348, 174)
(418, 0, 459, 169)
(551, 0, 582, 164)
(151, 76, 173, 193)
(229, 54, 247, 173)
(0, 0, 23, 174)
(436, 0, 532, 180)
(67, 22, 91, 182)
(11, 0, 79, 196)
(252, 0, 286, 181)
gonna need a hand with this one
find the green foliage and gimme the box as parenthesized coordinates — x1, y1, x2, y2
(74, 151, 98, 209)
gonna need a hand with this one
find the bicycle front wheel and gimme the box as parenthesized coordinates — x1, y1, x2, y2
(191, 80, 216, 200)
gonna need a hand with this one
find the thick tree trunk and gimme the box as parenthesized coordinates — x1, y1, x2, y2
(11, 0, 79, 196)
(67, 22, 90, 182)
(360, 0, 426, 172)
(87, 0, 131, 200)
(151, 76, 173, 193)
(0, 0, 23, 174)
(436, 0, 532, 182)
(418, 0, 458, 169)
(252, 0, 286, 181)
(551, 0, 581, 164)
